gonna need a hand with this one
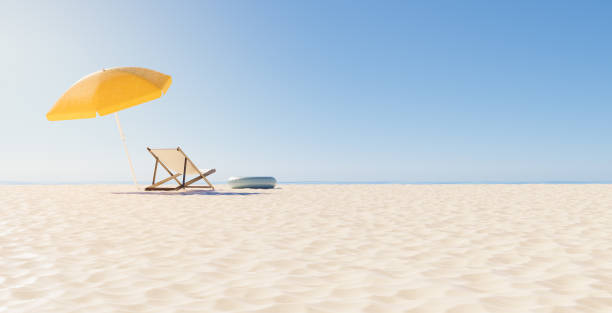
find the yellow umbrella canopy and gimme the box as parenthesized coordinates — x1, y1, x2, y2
(47, 67, 172, 187)
(47, 67, 171, 121)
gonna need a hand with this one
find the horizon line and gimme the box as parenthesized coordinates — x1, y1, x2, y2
(1, 180, 611, 185)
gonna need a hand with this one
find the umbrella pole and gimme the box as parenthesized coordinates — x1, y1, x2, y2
(114, 112, 138, 187)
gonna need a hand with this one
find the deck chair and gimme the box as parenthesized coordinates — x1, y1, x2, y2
(145, 147, 215, 191)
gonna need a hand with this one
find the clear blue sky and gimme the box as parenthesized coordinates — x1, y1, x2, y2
(2, 1, 611, 183)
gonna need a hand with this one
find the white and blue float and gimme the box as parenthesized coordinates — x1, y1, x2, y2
(228, 176, 277, 189)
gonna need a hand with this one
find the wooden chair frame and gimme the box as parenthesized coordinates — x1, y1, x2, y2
(145, 147, 215, 191)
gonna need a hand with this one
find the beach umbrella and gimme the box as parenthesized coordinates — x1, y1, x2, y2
(46, 67, 172, 186)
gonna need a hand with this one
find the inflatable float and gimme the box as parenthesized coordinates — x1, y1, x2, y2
(228, 176, 277, 189)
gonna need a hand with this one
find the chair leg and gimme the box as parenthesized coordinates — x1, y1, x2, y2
(203, 176, 214, 190)
(182, 174, 215, 190)
(145, 173, 182, 190)
(181, 157, 187, 188)
(152, 160, 159, 185)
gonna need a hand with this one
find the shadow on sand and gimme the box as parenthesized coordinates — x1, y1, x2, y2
(112, 190, 262, 196)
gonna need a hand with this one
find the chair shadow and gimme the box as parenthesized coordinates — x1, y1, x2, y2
(112, 190, 262, 196)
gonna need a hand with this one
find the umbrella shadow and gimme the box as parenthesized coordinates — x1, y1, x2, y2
(112, 190, 262, 196)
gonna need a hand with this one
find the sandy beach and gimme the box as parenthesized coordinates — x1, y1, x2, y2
(1, 184, 611, 313)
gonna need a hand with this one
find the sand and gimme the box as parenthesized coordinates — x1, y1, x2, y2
(1, 184, 611, 313)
